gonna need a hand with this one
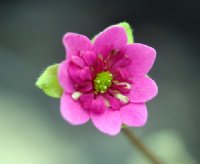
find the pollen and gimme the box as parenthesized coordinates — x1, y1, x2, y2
(94, 71, 113, 94)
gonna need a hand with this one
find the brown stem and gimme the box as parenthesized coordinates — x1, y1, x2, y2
(122, 128, 162, 164)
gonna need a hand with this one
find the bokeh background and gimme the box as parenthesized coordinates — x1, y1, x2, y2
(0, 0, 200, 163)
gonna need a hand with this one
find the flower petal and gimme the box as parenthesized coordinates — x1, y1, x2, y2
(120, 103, 147, 127)
(93, 26, 127, 57)
(79, 67, 92, 81)
(81, 51, 97, 66)
(71, 55, 85, 68)
(91, 96, 106, 114)
(91, 109, 121, 135)
(111, 67, 130, 82)
(79, 93, 94, 110)
(126, 43, 156, 76)
(63, 33, 92, 59)
(129, 76, 158, 103)
(104, 94, 121, 110)
(68, 62, 83, 83)
(58, 60, 75, 93)
(60, 93, 90, 125)
(78, 82, 93, 92)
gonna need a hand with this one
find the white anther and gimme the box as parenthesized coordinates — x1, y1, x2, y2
(117, 82, 131, 89)
(104, 99, 111, 107)
(96, 80, 100, 83)
(125, 83, 131, 89)
(115, 93, 129, 104)
(72, 91, 82, 100)
(113, 80, 119, 84)
(103, 86, 107, 89)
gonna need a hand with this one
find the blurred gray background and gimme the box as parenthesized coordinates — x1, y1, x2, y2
(0, 0, 199, 163)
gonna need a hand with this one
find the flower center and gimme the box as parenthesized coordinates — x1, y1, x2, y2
(94, 71, 113, 94)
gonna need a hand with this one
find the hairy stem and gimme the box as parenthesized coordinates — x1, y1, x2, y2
(122, 128, 162, 164)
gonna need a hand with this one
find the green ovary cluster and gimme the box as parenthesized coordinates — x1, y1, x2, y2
(94, 71, 113, 94)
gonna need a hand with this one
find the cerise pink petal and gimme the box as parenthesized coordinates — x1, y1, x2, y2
(129, 76, 158, 103)
(58, 60, 75, 93)
(120, 103, 147, 127)
(91, 109, 121, 135)
(126, 43, 156, 76)
(60, 93, 90, 125)
(93, 26, 127, 57)
(63, 33, 92, 59)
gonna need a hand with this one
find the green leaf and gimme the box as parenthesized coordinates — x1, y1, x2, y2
(35, 64, 63, 98)
(118, 22, 134, 43)
(91, 22, 134, 44)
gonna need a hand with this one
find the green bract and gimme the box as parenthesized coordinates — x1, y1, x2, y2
(35, 64, 63, 98)
(118, 22, 134, 43)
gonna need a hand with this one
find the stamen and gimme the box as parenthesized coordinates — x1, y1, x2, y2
(113, 80, 132, 90)
(115, 93, 129, 104)
(104, 99, 111, 107)
(116, 82, 131, 89)
(72, 91, 82, 100)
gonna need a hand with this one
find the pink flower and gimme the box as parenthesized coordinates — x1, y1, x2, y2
(58, 25, 158, 135)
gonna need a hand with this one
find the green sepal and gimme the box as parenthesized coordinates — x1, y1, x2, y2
(121, 124, 128, 129)
(35, 64, 63, 98)
(91, 21, 134, 43)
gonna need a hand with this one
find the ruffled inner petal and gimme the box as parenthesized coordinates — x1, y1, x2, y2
(62, 33, 92, 59)
(79, 67, 92, 81)
(77, 82, 93, 92)
(81, 50, 97, 66)
(71, 55, 85, 68)
(58, 60, 75, 93)
(79, 93, 94, 111)
(90, 95, 106, 114)
(104, 93, 121, 110)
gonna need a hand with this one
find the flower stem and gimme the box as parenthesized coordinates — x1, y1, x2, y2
(122, 128, 162, 164)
